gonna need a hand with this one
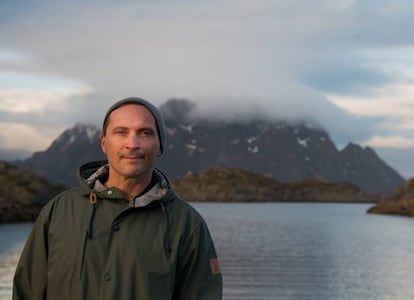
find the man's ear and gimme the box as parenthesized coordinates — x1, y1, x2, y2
(100, 134, 107, 155)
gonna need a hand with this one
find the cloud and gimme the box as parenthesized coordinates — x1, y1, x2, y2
(0, 87, 82, 113)
(0, 85, 93, 153)
(328, 83, 414, 118)
(327, 82, 414, 148)
(367, 136, 414, 148)
(0, 0, 414, 176)
(0, 122, 53, 152)
(0, 1, 411, 101)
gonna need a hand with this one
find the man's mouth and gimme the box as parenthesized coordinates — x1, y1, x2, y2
(119, 153, 144, 160)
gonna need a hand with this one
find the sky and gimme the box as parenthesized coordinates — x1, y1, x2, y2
(0, 0, 413, 179)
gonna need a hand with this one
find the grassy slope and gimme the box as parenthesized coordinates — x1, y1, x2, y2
(367, 178, 414, 217)
(172, 167, 375, 203)
(0, 161, 67, 222)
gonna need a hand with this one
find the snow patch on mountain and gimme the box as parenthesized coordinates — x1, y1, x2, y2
(167, 127, 177, 136)
(247, 136, 259, 144)
(248, 145, 259, 153)
(297, 137, 309, 147)
(179, 123, 196, 133)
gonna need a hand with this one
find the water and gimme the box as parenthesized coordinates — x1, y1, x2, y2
(1, 203, 414, 300)
(0, 223, 32, 300)
(193, 203, 414, 300)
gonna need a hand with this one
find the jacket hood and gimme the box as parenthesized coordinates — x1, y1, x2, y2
(77, 160, 172, 208)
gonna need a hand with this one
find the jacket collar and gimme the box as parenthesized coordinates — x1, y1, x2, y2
(78, 161, 171, 208)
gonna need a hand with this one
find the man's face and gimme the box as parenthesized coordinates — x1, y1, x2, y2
(101, 104, 161, 181)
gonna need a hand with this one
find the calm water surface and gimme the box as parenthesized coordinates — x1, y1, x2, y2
(194, 203, 414, 300)
(0, 223, 32, 300)
(1, 203, 414, 300)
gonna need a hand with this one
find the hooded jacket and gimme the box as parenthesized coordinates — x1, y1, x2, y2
(13, 161, 223, 300)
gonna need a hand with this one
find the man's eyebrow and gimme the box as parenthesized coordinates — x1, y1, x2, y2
(137, 127, 156, 133)
(111, 126, 128, 131)
(111, 126, 155, 132)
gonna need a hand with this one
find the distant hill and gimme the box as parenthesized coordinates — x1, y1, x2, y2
(0, 160, 67, 222)
(15, 99, 405, 193)
(367, 178, 414, 217)
(1, 163, 376, 223)
(172, 168, 376, 202)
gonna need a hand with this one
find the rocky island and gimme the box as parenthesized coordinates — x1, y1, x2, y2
(367, 178, 414, 217)
(0, 160, 67, 222)
(0, 161, 380, 223)
(172, 168, 376, 203)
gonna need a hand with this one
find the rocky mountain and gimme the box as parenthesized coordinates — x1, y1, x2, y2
(16, 99, 404, 193)
(17, 124, 103, 188)
(157, 99, 404, 193)
(0, 160, 67, 222)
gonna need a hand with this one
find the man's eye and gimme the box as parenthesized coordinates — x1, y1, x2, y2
(141, 130, 153, 136)
(115, 130, 127, 135)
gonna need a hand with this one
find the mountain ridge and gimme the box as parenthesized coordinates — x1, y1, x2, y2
(15, 99, 405, 193)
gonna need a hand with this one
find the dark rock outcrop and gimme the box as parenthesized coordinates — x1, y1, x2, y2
(367, 178, 414, 216)
(0, 160, 67, 222)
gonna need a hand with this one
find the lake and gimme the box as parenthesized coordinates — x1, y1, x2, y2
(1, 203, 414, 300)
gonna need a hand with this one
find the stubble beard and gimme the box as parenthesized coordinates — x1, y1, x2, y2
(117, 152, 152, 179)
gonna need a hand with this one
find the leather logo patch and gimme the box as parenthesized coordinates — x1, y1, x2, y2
(210, 258, 221, 275)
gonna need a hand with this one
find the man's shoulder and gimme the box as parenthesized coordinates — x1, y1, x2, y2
(43, 187, 85, 208)
(53, 187, 83, 200)
(167, 191, 207, 224)
(36, 187, 87, 223)
(166, 190, 195, 211)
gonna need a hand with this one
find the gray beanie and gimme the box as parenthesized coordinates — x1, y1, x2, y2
(102, 97, 166, 155)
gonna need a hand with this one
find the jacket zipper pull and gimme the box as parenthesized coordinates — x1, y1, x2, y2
(88, 193, 97, 239)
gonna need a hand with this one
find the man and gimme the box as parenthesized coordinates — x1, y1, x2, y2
(13, 97, 223, 299)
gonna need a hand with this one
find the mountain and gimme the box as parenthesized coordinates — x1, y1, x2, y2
(16, 124, 104, 188)
(16, 99, 404, 193)
(156, 99, 404, 193)
(0, 160, 67, 222)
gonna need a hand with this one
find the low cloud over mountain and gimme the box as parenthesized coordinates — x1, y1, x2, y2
(17, 99, 404, 193)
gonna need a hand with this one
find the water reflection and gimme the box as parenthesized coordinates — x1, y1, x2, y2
(194, 203, 414, 300)
(0, 223, 32, 300)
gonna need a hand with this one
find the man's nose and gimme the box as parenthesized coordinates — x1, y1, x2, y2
(126, 134, 141, 148)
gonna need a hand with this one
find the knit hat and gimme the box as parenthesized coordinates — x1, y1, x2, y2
(102, 97, 166, 155)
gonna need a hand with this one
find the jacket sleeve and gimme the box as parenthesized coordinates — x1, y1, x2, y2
(174, 221, 223, 300)
(12, 204, 51, 300)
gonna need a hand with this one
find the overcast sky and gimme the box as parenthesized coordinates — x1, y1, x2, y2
(0, 0, 413, 179)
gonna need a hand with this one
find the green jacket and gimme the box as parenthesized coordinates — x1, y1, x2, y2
(13, 161, 223, 300)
